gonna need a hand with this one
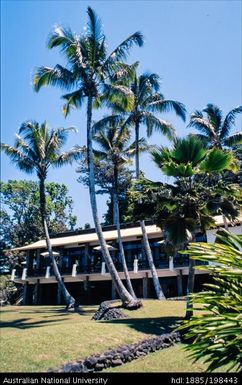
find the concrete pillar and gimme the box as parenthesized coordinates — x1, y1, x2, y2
(111, 281, 116, 300)
(33, 279, 41, 305)
(177, 269, 183, 297)
(143, 273, 149, 298)
(23, 282, 29, 305)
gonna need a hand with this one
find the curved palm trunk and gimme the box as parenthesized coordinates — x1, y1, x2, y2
(113, 165, 136, 298)
(140, 220, 165, 299)
(39, 179, 76, 308)
(135, 121, 166, 300)
(87, 96, 140, 308)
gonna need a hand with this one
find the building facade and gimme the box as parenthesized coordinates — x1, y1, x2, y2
(11, 221, 215, 305)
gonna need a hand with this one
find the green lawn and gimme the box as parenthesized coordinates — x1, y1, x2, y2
(0, 300, 207, 373)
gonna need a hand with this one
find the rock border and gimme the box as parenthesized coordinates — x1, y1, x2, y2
(52, 332, 181, 373)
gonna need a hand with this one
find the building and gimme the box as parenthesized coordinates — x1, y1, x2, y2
(11, 217, 241, 305)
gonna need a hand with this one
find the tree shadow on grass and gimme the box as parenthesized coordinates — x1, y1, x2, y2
(0, 317, 70, 329)
(102, 316, 182, 335)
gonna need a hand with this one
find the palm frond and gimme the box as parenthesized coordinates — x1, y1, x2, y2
(203, 103, 223, 131)
(150, 147, 172, 169)
(223, 132, 242, 147)
(126, 137, 149, 156)
(200, 149, 234, 173)
(47, 25, 76, 49)
(221, 106, 242, 139)
(172, 137, 206, 166)
(103, 84, 134, 111)
(140, 112, 175, 139)
(103, 31, 144, 67)
(33, 65, 75, 92)
(188, 115, 216, 138)
(87, 7, 104, 43)
(62, 89, 84, 117)
(52, 145, 82, 167)
(148, 99, 187, 122)
(92, 115, 124, 134)
(0, 143, 34, 174)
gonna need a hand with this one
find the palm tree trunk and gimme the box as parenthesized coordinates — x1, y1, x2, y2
(113, 164, 136, 298)
(86, 96, 141, 308)
(185, 232, 196, 319)
(185, 258, 195, 319)
(39, 178, 76, 308)
(223, 215, 229, 231)
(135, 122, 166, 300)
(135, 121, 140, 178)
(140, 220, 166, 299)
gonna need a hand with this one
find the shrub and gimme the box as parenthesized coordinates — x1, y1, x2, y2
(179, 229, 242, 372)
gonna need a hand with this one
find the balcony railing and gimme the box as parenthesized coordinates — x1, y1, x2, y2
(11, 255, 207, 281)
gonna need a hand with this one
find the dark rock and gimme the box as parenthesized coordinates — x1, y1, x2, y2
(84, 357, 98, 368)
(111, 359, 123, 366)
(53, 331, 181, 373)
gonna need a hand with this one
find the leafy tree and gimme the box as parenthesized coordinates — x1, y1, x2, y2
(131, 136, 240, 317)
(0, 180, 77, 273)
(1, 121, 80, 308)
(188, 103, 242, 149)
(33, 7, 144, 308)
(0, 275, 18, 306)
(179, 230, 242, 372)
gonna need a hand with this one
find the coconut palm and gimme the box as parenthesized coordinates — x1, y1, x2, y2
(133, 136, 239, 317)
(93, 115, 148, 298)
(33, 7, 143, 307)
(119, 71, 186, 300)
(1, 121, 81, 308)
(188, 103, 242, 149)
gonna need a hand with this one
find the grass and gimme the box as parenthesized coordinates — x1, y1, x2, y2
(0, 300, 207, 373)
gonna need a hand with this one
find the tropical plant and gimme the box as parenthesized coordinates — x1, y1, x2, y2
(131, 136, 240, 317)
(179, 229, 242, 372)
(188, 103, 242, 149)
(1, 121, 80, 308)
(119, 70, 187, 300)
(33, 7, 144, 308)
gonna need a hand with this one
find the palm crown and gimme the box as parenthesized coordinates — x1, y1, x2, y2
(92, 115, 148, 167)
(33, 7, 144, 115)
(1, 121, 80, 180)
(112, 71, 186, 140)
(188, 103, 242, 148)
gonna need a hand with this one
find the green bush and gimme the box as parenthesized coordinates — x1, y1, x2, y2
(0, 275, 18, 305)
(178, 229, 242, 372)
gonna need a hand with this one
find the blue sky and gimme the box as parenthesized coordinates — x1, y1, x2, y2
(1, 0, 241, 227)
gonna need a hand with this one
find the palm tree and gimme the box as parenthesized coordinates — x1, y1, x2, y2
(121, 71, 186, 300)
(93, 115, 148, 298)
(33, 7, 143, 308)
(188, 103, 242, 149)
(188, 103, 242, 229)
(1, 121, 81, 308)
(134, 136, 239, 317)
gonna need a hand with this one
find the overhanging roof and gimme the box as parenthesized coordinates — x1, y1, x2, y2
(11, 214, 242, 252)
(11, 224, 162, 251)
